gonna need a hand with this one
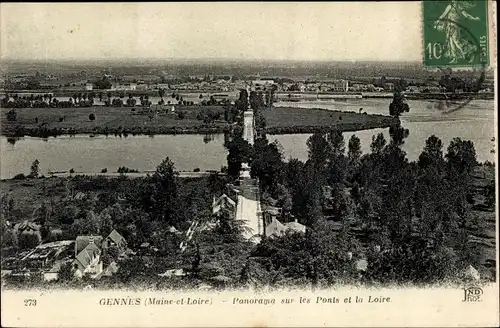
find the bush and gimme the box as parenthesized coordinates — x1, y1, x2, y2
(193, 168, 200, 172)
(18, 232, 41, 249)
(117, 166, 138, 173)
(89, 113, 96, 121)
(59, 117, 64, 122)
(58, 262, 74, 282)
(177, 111, 186, 120)
(69, 168, 75, 174)
(12, 173, 26, 180)
(101, 168, 108, 173)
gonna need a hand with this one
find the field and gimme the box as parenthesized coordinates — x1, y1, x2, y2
(1, 105, 228, 136)
(262, 106, 399, 134)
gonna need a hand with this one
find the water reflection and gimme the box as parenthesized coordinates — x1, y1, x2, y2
(203, 134, 217, 144)
(0, 134, 228, 179)
(6, 138, 17, 145)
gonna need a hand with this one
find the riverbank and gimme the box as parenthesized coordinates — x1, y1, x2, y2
(1, 105, 229, 137)
(262, 106, 399, 134)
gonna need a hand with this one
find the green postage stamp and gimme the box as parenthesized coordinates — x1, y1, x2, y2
(422, 0, 489, 67)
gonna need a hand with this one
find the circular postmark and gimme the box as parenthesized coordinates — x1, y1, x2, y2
(422, 15, 490, 114)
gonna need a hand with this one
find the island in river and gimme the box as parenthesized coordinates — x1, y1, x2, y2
(0, 105, 399, 137)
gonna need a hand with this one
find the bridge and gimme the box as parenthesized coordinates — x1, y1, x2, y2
(234, 86, 263, 243)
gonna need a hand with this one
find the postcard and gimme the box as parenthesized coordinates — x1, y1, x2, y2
(1, 2, 498, 327)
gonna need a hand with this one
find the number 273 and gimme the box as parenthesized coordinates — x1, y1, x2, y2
(24, 299, 37, 306)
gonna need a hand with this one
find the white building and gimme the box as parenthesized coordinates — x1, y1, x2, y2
(332, 80, 349, 92)
(252, 80, 274, 87)
(111, 83, 137, 91)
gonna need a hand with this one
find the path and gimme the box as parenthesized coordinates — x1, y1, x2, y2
(234, 88, 262, 243)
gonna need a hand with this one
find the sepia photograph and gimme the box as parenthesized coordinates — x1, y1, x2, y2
(0, 1, 498, 327)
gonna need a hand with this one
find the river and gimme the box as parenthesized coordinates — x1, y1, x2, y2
(271, 99, 496, 164)
(0, 99, 495, 179)
(1, 134, 228, 179)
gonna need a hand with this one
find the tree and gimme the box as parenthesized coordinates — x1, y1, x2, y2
(214, 210, 248, 243)
(158, 88, 165, 102)
(388, 125, 410, 147)
(89, 113, 96, 121)
(307, 132, 331, 170)
(58, 262, 74, 282)
(389, 91, 410, 117)
(327, 129, 345, 157)
(226, 136, 253, 178)
(18, 232, 41, 249)
(6, 109, 17, 121)
(102, 245, 120, 265)
(151, 158, 179, 225)
(418, 135, 444, 170)
(177, 111, 186, 120)
(29, 159, 40, 178)
(347, 135, 362, 163)
(250, 138, 285, 192)
(370, 133, 387, 154)
(94, 77, 112, 90)
(252, 218, 359, 286)
(249, 91, 265, 111)
(394, 79, 408, 92)
(446, 138, 477, 174)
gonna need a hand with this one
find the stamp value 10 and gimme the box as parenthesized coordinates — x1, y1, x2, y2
(422, 0, 489, 68)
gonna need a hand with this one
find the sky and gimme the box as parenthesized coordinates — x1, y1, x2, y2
(1, 2, 422, 62)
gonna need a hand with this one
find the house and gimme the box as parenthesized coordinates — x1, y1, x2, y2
(14, 220, 40, 234)
(383, 82, 394, 91)
(407, 85, 420, 93)
(264, 217, 288, 238)
(158, 268, 187, 278)
(167, 226, 182, 235)
(461, 265, 480, 281)
(102, 229, 127, 252)
(95, 261, 119, 279)
(73, 242, 103, 278)
(283, 219, 306, 234)
(262, 205, 306, 238)
(43, 260, 65, 281)
(355, 258, 368, 272)
(212, 194, 237, 216)
(332, 80, 349, 92)
(75, 235, 103, 257)
(85, 83, 93, 91)
(14, 220, 42, 247)
(22, 241, 74, 271)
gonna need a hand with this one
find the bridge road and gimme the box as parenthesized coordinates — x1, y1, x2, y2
(235, 89, 263, 243)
